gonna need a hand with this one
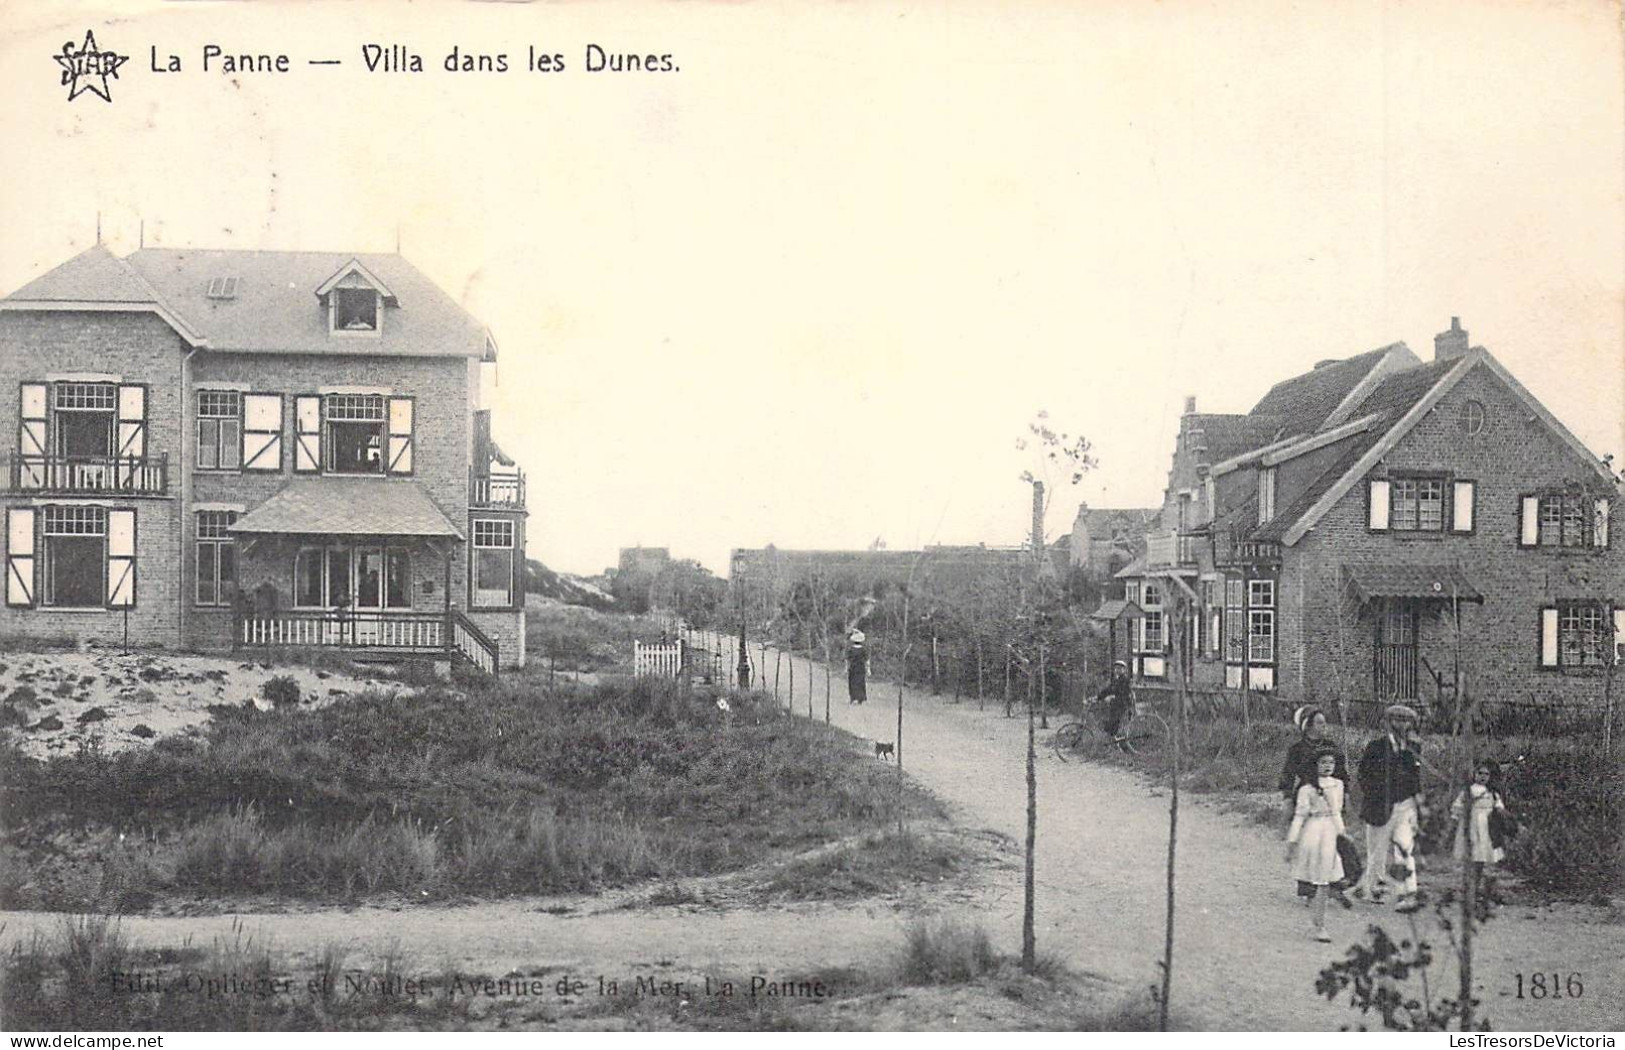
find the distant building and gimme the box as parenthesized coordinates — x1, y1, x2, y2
(1063, 504, 1158, 579)
(1116, 319, 1621, 710)
(729, 544, 1031, 613)
(618, 546, 672, 575)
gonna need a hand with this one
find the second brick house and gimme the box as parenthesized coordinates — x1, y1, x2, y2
(1117, 319, 1621, 711)
(0, 244, 528, 670)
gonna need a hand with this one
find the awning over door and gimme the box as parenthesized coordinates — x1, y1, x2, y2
(230, 478, 463, 540)
(1343, 563, 1483, 604)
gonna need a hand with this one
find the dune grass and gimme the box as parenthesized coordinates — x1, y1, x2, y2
(0, 675, 941, 908)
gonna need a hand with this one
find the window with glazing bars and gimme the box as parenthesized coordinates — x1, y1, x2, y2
(197, 391, 242, 470)
(53, 383, 117, 410)
(1391, 478, 1445, 531)
(195, 511, 238, 606)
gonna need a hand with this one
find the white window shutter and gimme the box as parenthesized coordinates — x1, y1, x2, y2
(242, 394, 283, 471)
(294, 396, 322, 473)
(116, 385, 146, 458)
(1615, 607, 1624, 665)
(1368, 480, 1390, 530)
(1520, 496, 1540, 546)
(1595, 498, 1611, 548)
(107, 509, 135, 607)
(1540, 607, 1559, 668)
(18, 383, 47, 488)
(6, 508, 35, 606)
(1451, 481, 1474, 533)
(387, 397, 414, 474)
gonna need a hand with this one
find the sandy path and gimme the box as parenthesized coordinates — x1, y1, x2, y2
(3, 639, 1619, 1030)
(727, 636, 1622, 1032)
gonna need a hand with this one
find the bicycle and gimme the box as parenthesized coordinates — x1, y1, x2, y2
(1051, 696, 1167, 759)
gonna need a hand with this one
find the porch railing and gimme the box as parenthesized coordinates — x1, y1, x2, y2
(470, 469, 525, 509)
(449, 609, 500, 675)
(1213, 526, 1282, 567)
(5, 453, 169, 495)
(238, 611, 448, 652)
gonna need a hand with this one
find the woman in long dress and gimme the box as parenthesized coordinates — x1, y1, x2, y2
(1286, 748, 1346, 942)
(846, 629, 868, 705)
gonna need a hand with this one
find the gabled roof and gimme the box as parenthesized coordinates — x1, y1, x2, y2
(231, 478, 462, 539)
(1090, 598, 1143, 622)
(126, 249, 492, 359)
(314, 257, 398, 303)
(1193, 413, 1288, 462)
(1275, 349, 1616, 546)
(6, 244, 158, 303)
(1248, 347, 1391, 439)
(0, 245, 207, 346)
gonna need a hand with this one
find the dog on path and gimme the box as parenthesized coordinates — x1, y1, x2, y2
(874, 741, 895, 761)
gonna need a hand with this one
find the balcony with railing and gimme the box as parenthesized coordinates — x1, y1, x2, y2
(470, 468, 525, 510)
(4, 453, 170, 496)
(1214, 525, 1282, 567)
(1144, 530, 1199, 569)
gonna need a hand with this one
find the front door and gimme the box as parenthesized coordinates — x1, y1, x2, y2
(354, 547, 384, 644)
(1374, 603, 1419, 699)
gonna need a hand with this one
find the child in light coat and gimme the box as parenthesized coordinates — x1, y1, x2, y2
(1286, 748, 1347, 942)
(1452, 759, 1509, 890)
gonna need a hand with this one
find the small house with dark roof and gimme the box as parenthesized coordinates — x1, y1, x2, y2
(1117, 319, 1620, 711)
(0, 244, 528, 670)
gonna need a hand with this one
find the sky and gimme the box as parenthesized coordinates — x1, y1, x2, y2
(2, 0, 1621, 576)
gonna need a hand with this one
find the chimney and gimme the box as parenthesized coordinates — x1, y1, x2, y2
(1435, 316, 1469, 362)
(1183, 395, 1197, 415)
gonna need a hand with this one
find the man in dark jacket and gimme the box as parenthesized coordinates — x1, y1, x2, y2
(1352, 704, 1426, 910)
(1096, 661, 1134, 742)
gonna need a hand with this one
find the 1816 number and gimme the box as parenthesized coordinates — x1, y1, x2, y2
(1514, 973, 1584, 999)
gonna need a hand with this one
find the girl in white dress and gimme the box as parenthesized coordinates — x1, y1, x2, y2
(1286, 749, 1346, 942)
(1452, 760, 1508, 888)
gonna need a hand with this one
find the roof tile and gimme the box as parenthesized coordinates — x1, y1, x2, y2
(231, 478, 463, 539)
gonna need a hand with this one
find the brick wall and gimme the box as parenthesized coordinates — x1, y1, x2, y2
(0, 312, 187, 647)
(187, 352, 476, 649)
(0, 311, 535, 670)
(1286, 361, 1621, 707)
(466, 609, 526, 670)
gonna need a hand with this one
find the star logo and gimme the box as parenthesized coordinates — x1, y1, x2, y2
(54, 31, 128, 103)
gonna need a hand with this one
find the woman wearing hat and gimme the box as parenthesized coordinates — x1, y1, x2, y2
(1278, 705, 1349, 903)
(846, 629, 869, 705)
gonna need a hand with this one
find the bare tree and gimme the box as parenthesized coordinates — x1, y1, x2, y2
(1016, 410, 1099, 974)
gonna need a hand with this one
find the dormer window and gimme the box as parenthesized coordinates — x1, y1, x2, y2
(316, 258, 394, 338)
(332, 288, 378, 332)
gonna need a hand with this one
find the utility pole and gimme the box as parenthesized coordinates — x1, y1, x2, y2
(735, 570, 750, 689)
(1021, 477, 1043, 972)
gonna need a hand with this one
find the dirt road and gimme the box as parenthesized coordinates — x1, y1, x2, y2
(731, 638, 1621, 1031)
(3, 642, 1619, 1030)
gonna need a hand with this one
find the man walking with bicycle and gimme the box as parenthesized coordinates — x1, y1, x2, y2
(1096, 659, 1135, 746)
